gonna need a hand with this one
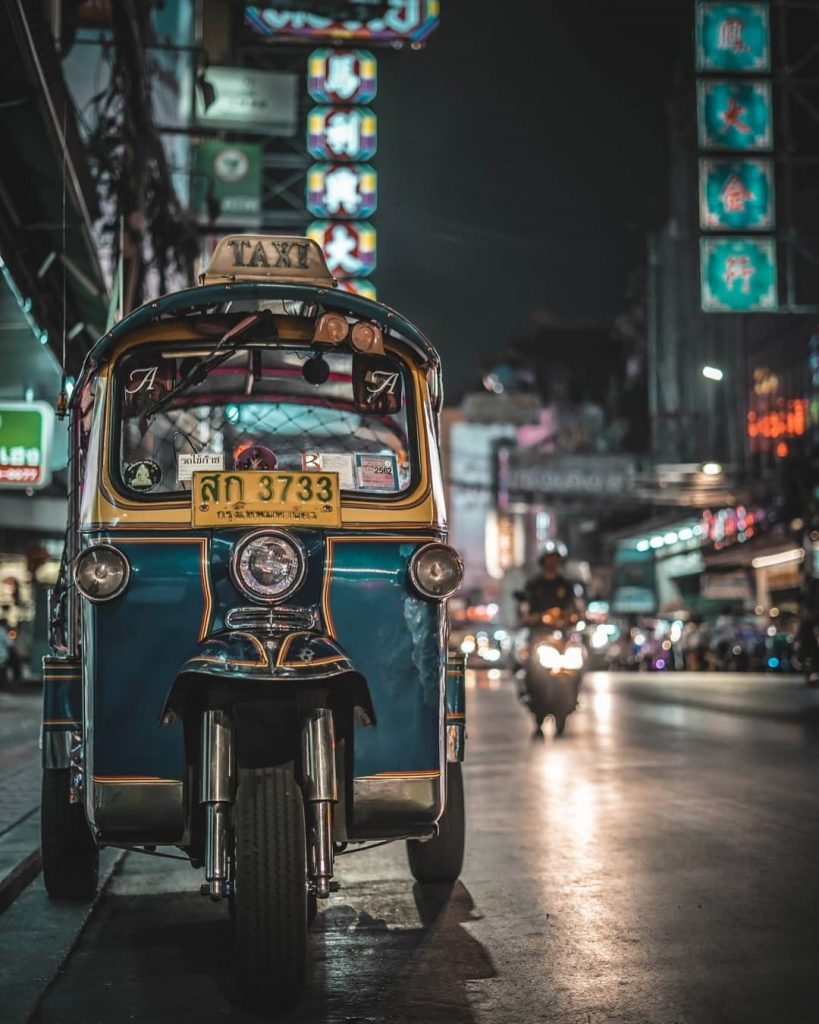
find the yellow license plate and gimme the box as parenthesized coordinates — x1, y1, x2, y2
(191, 471, 341, 527)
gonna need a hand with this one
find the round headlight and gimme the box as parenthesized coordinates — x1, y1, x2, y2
(74, 545, 130, 602)
(408, 543, 464, 600)
(231, 530, 306, 604)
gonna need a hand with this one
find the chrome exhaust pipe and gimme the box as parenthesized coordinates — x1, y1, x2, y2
(200, 710, 235, 900)
(301, 708, 337, 898)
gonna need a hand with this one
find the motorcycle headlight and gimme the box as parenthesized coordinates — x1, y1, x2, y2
(74, 545, 130, 602)
(408, 543, 464, 600)
(231, 530, 306, 604)
(562, 645, 586, 671)
(536, 643, 562, 669)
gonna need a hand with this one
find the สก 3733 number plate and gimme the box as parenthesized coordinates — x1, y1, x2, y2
(192, 471, 341, 527)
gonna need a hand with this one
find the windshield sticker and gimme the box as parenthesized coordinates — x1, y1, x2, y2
(234, 445, 278, 470)
(124, 460, 161, 492)
(177, 452, 224, 482)
(302, 452, 355, 489)
(355, 453, 399, 491)
(124, 367, 160, 395)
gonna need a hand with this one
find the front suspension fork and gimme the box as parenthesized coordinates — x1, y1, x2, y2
(200, 709, 235, 901)
(198, 706, 337, 901)
(301, 708, 337, 899)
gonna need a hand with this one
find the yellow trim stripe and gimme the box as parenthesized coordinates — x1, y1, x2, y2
(354, 769, 441, 780)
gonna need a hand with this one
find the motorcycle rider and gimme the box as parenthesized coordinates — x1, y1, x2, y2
(519, 542, 580, 623)
(517, 543, 585, 735)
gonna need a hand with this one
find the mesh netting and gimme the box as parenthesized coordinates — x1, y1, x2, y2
(116, 345, 412, 496)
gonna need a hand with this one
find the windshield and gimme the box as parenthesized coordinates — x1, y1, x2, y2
(113, 344, 415, 499)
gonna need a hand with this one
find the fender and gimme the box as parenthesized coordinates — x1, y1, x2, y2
(162, 629, 375, 726)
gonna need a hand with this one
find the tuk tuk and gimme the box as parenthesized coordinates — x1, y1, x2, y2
(41, 236, 466, 1004)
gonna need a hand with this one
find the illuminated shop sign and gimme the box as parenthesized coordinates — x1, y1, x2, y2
(336, 278, 378, 300)
(747, 398, 807, 447)
(700, 237, 777, 312)
(308, 107, 377, 161)
(697, 80, 773, 150)
(306, 221, 376, 278)
(308, 49, 377, 104)
(701, 505, 767, 548)
(699, 158, 774, 230)
(0, 402, 55, 489)
(244, 2, 440, 44)
(696, 3, 771, 72)
(306, 164, 378, 218)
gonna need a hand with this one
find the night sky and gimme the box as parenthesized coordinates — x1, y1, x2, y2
(375, 0, 692, 397)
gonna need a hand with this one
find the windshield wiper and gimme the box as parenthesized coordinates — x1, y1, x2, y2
(144, 313, 265, 421)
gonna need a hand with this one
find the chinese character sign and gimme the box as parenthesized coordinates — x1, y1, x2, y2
(699, 158, 774, 229)
(245, 2, 440, 44)
(700, 237, 777, 311)
(308, 50, 377, 104)
(697, 79, 772, 150)
(306, 164, 378, 218)
(336, 278, 377, 301)
(696, 3, 770, 72)
(307, 221, 376, 278)
(0, 402, 54, 489)
(308, 107, 377, 161)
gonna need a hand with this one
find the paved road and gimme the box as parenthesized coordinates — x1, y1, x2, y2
(4, 672, 819, 1024)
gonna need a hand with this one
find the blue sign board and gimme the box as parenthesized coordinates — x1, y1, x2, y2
(699, 158, 774, 230)
(696, 3, 771, 72)
(697, 80, 773, 150)
(700, 236, 778, 312)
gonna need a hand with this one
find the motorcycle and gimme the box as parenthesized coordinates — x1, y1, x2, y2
(516, 607, 586, 737)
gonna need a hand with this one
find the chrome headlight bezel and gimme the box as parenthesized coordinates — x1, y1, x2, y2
(73, 544, 130, 603)
(229, 529, 307, 605)
(408, 542, 464, 601)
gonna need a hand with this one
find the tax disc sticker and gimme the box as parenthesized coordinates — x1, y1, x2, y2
(355, 452, 398, 491)
(124, 460, 161, 492)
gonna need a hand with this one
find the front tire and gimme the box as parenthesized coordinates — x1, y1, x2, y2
(41, 768, 98, 900)
(232, 764, 307, 1008)
(407, 763, 465, 884)
(554, 714, 567, 736)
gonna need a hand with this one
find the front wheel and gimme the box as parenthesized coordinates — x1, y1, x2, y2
(232, 764, 307, 1008)
(41, 768, 98, 900)
(407, 763, 465, 884)
(554, 714, 568, 736)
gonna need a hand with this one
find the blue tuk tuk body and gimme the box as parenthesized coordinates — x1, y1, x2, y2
(42, 236, 466, 1004)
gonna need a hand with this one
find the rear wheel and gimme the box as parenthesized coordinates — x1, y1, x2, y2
(41, 768, 98, 900)
(554, 714, 567, 736)
(232, 764, 307, 1008)
(406, 763, 465, 884)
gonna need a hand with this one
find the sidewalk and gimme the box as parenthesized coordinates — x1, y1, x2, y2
(0, 690, 42, 910)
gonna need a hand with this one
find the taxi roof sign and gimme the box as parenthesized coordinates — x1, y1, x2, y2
(201, 235, 335, 287)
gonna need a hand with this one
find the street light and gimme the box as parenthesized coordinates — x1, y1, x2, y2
(702, 365, 724, 381)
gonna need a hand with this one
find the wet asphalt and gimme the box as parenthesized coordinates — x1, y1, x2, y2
(5, 671, 819, 1024)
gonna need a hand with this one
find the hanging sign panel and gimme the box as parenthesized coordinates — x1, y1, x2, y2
(700, 236, 778, 312)
(308, 49, 377, 104)
(193, 67, 298, 134)
(697, 80, 773, 150)
(0, 402, 54, 489)
(191, 142, 262, 226)
(306, 164, 378, 218)
(244, 2, 440, 44)
(308, 107, 377, 161)
(696, 2, 771, 72)
(699, 157, 774, 230)
(307, 221, 377, 278)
